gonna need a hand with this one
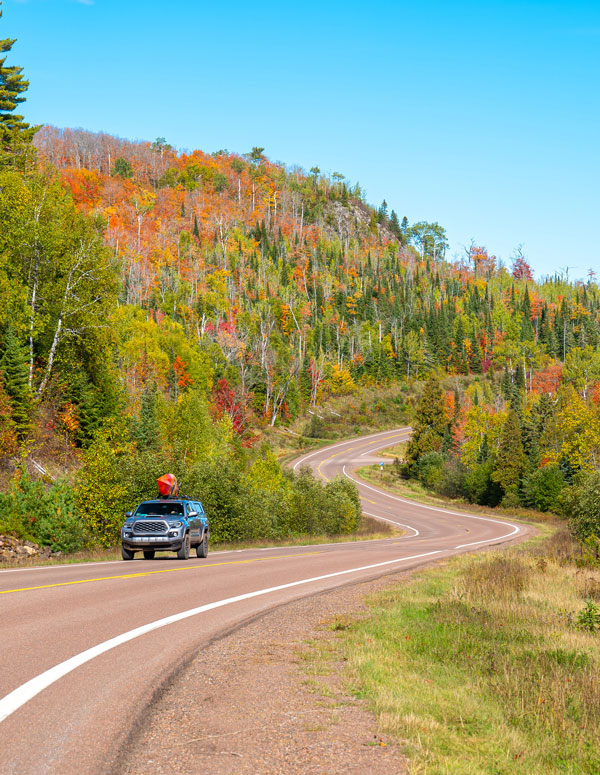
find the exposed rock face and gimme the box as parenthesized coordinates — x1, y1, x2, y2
(323, 200, 405, 247)
(0, 535, 60, 563)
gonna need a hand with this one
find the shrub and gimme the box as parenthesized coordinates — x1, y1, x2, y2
(414, 451, 444, 489)
(522, 464, 565, 512)
(323, 477, 362, 534)
(303, 414, 326, 438)
(0, 472, 88, 553)
(566, 472, 600, 543)
(75, 428, 132, 546)
(35, 483, 88, 553)
(464, 460, 501, 506)
(436, 458, 467, 499)
(576, 599, 600, 632)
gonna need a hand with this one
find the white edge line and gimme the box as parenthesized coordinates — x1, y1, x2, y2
(342, 466, 521, 543)
(362, 511, 419, 537)
(358, 437, 410, 457)
(0, 549, 442, 724)
(292, 428, 412, 470)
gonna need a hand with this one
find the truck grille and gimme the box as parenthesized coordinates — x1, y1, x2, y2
(134, 521, 168, 534)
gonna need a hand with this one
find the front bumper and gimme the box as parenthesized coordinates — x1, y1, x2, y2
(122, 536, 183, 550)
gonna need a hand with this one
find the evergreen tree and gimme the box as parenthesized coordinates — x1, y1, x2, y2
(405, 375, 447, 468)
(133, 382, 160, 450)
(0, 326, 31, 436)
(112, 157, 133, 178)
(0, 4, 35, 168)
(492, 410, 526, 500)
(389, 210, 402, 241)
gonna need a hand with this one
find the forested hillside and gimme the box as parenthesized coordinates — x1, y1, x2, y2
(2, 7, 600, 554)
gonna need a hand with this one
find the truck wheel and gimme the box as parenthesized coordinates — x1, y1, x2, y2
(196, 533, 209, 558)
(177, 533, 190, 560)
(121, 545, 135, 561)
(143, 550, 155, 560)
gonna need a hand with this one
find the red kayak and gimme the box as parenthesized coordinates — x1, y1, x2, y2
(157, 473, 179, 497)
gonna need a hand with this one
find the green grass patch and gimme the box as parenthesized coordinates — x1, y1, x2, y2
(326, 535, 600, 774)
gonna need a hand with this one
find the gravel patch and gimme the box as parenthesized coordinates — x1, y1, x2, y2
(116, 573, 410, 775)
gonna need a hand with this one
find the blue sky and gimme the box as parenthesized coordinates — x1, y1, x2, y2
(5, 0, 600, 279)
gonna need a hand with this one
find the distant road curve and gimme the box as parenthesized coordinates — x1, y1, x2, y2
(0, 428, 527, 775)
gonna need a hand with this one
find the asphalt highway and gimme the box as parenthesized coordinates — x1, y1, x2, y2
(0, 428, 528, 774)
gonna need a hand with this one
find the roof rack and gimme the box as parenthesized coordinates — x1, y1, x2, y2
(157, 494, 197, 501)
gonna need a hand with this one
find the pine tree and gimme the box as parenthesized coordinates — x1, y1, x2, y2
(0, 5, 35, 168)
(0, 326, 31, 436)
(405, 375, 447, 468)
(389, 210, 402, 241)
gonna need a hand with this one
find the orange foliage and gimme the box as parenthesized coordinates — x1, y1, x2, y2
(531, 363, 562, 395)
(172, 355, 193, 389)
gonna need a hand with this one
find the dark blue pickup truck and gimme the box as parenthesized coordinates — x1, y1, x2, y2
(120, 497, 209, 561)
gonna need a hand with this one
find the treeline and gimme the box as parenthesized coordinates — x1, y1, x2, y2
(403, 360, 600, 548)
(29, 126, 600, 435)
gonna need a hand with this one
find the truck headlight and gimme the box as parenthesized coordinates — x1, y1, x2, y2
(168, 521, 183, 528)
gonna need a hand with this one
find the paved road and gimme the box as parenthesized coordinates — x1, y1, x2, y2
(0, 429, 527, 774)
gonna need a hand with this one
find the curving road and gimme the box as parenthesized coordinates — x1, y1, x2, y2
(0, 428, 528, 774)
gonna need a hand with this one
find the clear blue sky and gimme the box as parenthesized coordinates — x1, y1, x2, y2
(5, 0, 600, 279)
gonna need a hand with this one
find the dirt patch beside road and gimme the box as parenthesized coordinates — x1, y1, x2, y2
(116, 573, 411, 775)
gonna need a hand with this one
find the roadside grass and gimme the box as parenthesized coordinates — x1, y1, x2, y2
(306, 528, 600, 774)
(377, 441, 408, 459)
(266, 384, 412, 459)
(356, 464, 557, 524)
(0, 515, 399, 568)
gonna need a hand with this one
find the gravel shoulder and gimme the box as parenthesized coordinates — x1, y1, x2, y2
(115, 572, 412, 775)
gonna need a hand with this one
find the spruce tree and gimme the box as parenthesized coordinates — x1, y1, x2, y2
(133, 382, 160, 450)
(492, 410, 526, 501)
(405, 375, 447, 468)
(0, 326, 31, 436)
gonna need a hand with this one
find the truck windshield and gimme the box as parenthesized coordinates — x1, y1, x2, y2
(135, 502, 184, 517)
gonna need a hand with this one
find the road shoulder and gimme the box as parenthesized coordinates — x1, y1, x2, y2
(116, 572, 412, 775)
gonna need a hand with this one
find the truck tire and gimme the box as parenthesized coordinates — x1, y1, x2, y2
(196, 533, 209, 558)
(121, 545, 135, 561)
(177, 533, 190, 560)
(143, 550, 155, 560)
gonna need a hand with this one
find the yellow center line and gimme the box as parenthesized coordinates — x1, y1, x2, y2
(316, 432, 409, 482)
(363, 433, 408, 445)
(0, 551, 325, 596)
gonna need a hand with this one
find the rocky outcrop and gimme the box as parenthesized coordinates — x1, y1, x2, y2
(0, 535, 61, 563)
(323, 200, 403, 246)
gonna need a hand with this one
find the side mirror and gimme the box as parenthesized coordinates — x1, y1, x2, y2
(125, 512, 133, 518)
(187, 511, 198, 518)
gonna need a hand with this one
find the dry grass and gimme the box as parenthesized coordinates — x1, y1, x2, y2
(316, 530, 600, 774)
